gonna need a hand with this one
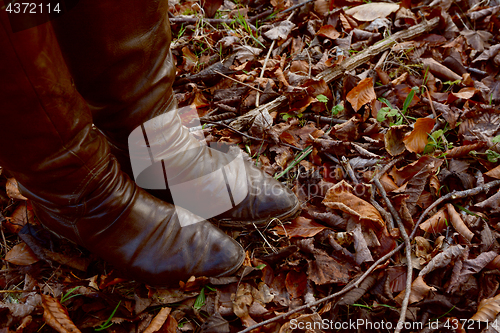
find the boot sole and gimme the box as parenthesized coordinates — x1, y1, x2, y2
(212, 199, 301, 228)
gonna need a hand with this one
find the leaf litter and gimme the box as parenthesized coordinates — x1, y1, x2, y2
(2, 0, 500, 331)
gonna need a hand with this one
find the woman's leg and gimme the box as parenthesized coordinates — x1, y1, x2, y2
(0, 7, 244, 285)
(51, 0, 300, 226)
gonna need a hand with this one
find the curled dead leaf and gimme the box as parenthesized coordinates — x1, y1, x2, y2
(42, 294, 82, 333)
(143, 307, 171, 333)
(446, 203, 474, 243)
(346, 77, 376, 111)
(419, 207, 449, 233)
(403, 118, 435, 154)
(394, 276, 436, 305)
(471, 294, 500, 322)
(6, 178, 28, 200)
(322, 180, 385, 230)
(485, 164, 500, 179)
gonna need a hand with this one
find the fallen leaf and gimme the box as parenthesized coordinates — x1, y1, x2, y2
(419, 245, 465, 277)
(317, 25, 340, 39)
(322, 180, 385, 230)
(394, 276, 436, 305)
(273, 216, 327, 238)
(447, 203, 474, 243)
(143, 307, 171, 333)
(42, 294, 82, 333)
(4, 242, 39, 265)
(471, 293, 500, 321)
(6, 178, 27, 200)
(263, 21, 295, 40)
(419, 207, 449, 233)
(403, 118, 435, 154)
(452, 87, 479, 100)
(346, 77, 376, 111)
(345, 3, 400, 21)
(485, 165, 500, 179)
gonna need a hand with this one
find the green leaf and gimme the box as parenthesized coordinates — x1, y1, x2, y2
(431, 129, 443, 140)
(194, 288, 206, 310)
(378, 97, 392, 108)
(255, 264, 267, 270)
(331, 104, 344, 115)
(493, 135, 500, 144)
(487, 150, 500, 163)
(316, 94, 329, 103)
(376, 107, 391, 122)
(387, 108, 399, 117)
(402, 88, 416, 112)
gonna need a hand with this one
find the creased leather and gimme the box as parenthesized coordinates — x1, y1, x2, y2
(0, 8, 244, 286)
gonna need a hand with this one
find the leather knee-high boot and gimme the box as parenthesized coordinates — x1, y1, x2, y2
(0, 7, 244, 286)
(51, 0, 300, 227)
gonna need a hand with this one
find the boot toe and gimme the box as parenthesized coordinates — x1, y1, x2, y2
(215, 162, 300, 227)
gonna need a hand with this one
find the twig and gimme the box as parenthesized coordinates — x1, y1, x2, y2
(203, 120, 302, 151)
(214, 70, 264, 92)
(256, 40, 275, 107)
(280, 0, 314, 15)
(369, 156, 413, 331)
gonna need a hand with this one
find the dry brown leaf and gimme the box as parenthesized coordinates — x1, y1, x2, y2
(447, 203, 474, 243)
(394, 276, 436, 305)
(403, 118, 435, 154)
(6, 178, 28, 200)
(471, 293, 500, 322)
(419, 207, 449, 233)
(446, 142, 486, 158)
(485, 164, 500, 179)
(421, 58, 462, 81)
(384, 125, 412, 156)
(419, 245, 465, 277)
(452, 87, 479, 100)
(346, 77, 376, 111)
(143, 307, 171, 333)
(345, 2, 399, 21)
(322, 180, 385, 230)
(273, 216, 327, 238)
(4, 242, 39, 266)
(317, 25, 340, 39)
(42, 294, 82, 333)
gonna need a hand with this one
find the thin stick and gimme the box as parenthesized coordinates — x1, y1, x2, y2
(256, 40, 276, 107)
(214, 70, 264, 92)
(203, 120, 301, 151)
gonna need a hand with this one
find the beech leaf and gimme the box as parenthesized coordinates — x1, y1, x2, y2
(42, 294, 82, 333)
(403, 118, 435, 154)
(143, 307, 171, 333)
(471, 294, 500, 322)
(4, 242, 39, 265)
(446, 203, 474, 243)
(346, 77, 376, 111)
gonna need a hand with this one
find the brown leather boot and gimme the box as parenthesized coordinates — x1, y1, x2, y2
(0, 9, 244, 286)
(51, 0, 300, 226)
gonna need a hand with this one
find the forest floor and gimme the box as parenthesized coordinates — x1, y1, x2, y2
(2, 0, 500, 332)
